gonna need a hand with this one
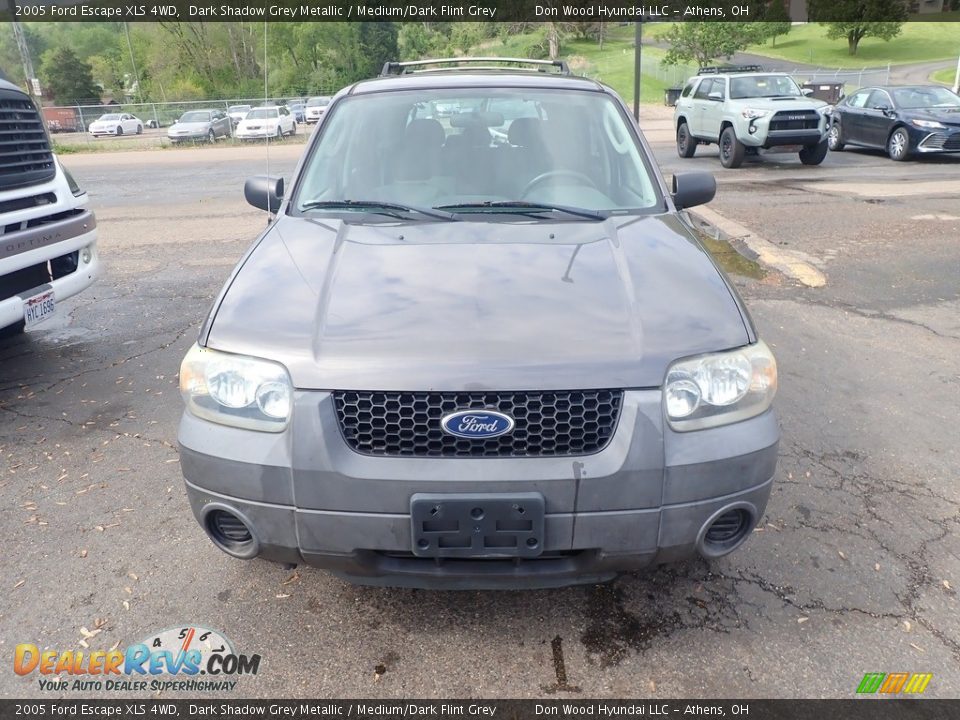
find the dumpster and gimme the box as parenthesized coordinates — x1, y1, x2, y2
(801, 83, 845, 104)
(664, 87, 683, 106)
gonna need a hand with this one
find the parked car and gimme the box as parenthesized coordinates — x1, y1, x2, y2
(827, 85, 960, 161)
(287, 102, 306, 123)
(178, 58, 779, 590)
(88, 113, 143, 137)
(1, 79, 99, 337)
(234, 106, 297, 140)
(167, 109, 232, 143)
(673, 66, 830, 168)
(304, 96, 330, 124)
(227, 105, 252, 127)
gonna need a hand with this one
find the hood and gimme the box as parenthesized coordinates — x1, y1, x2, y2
(239, 118, 276, 128)
(170, 121, 211, 132)
(205, 215, 751, 391)
(906, 107, 960, 126)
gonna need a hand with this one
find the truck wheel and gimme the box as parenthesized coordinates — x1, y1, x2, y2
(677, 122, 696, 158)
(827, 122, 844, 151)
(0, 320, 26, 339)
(719, 127, 745, 169)
(799, 139, 829, 166)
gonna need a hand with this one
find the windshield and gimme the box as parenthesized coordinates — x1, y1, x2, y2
(228, 105, 250, 113)
(730, 75, 802, 99)
(246, 108, 278, 120)
(307, 97, 330, 107)
(891, 87, 960, 109)
(293, 88, 660, 217)
(99, 114, 121, 121)
(179, 111, 211, 123)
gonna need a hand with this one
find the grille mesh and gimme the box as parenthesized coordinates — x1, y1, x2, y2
(334, 390, 623, 457)
(0, 88, 54, 190)
(769, 111, 820, 132)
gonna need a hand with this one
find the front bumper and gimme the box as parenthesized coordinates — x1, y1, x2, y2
(179, 390, 779, 589)
(737, 116, 827, 148)
(236, 128, 278, 139)
(916, 127, 960, 154)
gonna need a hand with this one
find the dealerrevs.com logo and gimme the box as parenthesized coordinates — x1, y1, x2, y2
(14, 626, 260, 692)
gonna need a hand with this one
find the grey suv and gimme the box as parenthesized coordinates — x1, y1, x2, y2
(674, 67, 830, 168)
(178, 58, 780, 589)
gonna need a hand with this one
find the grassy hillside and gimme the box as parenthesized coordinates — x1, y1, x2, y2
(747, 22, 958, 68)
(931, 66, 957, 86)
(477, 25, 677, 105)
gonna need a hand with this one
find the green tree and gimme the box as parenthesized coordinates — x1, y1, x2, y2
(662, 22, 764, 68)
(762, 2, 793, 47)
(808, 0, 907, 55)
(40, 47, 100, 104)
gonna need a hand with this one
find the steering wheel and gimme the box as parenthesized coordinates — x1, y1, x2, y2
(521, 170, 597, 198)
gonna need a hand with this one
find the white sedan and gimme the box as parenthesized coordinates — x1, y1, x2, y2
(88, 113, 143, 137)
(234, 106, 297, 140)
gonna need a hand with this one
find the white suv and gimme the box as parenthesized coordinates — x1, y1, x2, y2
(674, 67, 830, 168)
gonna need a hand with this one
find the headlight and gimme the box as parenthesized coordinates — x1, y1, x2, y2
(910, 119, 944, 129)
(664, 341, 777, 431)
(741, 109, 769, 120)
(179, 344, 293, 432)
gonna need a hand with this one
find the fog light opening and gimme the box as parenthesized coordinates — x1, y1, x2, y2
(205, 508, 257, 557)
(699, 506, 754, 558)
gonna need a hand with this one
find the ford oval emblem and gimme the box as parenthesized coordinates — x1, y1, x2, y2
(440, 410, 515, 439)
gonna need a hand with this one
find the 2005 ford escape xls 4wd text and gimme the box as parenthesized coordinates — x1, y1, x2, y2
(178, 58, 779, 589)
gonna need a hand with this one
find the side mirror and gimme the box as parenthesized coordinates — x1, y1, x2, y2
(707, 91, 723, 101)
(244, 175, 284, 213)
(672, 172, 716, 211)
(801, 88, 814, 97)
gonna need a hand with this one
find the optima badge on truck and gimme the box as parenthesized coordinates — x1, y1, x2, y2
(178, 58, 780, 589)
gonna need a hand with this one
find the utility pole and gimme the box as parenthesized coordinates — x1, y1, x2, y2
(633, 20, 642, 120)
(953, 52, 959, 95)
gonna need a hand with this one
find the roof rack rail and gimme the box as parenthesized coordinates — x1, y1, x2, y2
(380, 57, 571, 77)
(697, 65, 765, 75)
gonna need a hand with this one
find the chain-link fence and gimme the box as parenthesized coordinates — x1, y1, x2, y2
(42, 92, 337, 145)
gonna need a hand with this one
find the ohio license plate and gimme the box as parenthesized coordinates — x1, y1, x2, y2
(23, 289, 55, 328)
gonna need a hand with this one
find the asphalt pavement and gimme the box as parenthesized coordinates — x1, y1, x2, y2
(1, 128, 958, 699)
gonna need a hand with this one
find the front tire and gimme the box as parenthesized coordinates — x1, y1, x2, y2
(0, 320, 26, 339)
(208, 129, 216, 144)
(116, 126, 123, 136)
(677, 122, 696, 158)
(290, 122, 297, 136)
(887, 127, 910, 161)
(719, 126, 745, 169)
(136, 124, 143, 135)
(799, 139, 829, 166)
(827, 122, 845, 151)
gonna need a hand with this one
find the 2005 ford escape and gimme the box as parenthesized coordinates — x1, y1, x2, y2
(178, 58, 779, 589)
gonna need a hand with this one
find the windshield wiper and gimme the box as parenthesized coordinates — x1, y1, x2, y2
(300, 200, 457, 221)
(435, 201, 608, 221)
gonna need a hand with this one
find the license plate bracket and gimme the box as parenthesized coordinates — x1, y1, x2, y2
(410, 492, 545, 558)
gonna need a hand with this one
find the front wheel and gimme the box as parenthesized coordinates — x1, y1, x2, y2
(827, 122, 844, 151)
(290, 122, 297, 136)
(799, 139, 829, 166)
(116, 126, 123, 136)
(719, 127, 745, 169)
(677, 122, 696, 158)
(136, 124, 143, 135)
(208, 129, 216, 143)
(887, 127, 911, 161)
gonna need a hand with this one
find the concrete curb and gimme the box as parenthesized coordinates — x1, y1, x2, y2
(691, 205, 827, 288)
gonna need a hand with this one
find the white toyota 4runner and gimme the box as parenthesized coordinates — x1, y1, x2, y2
(673, 67, 831, 168)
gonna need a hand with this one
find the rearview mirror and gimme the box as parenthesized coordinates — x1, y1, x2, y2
(244, 175, 284, 213)
(672, 172, 716, 210)
(707, 91, 723, 101)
